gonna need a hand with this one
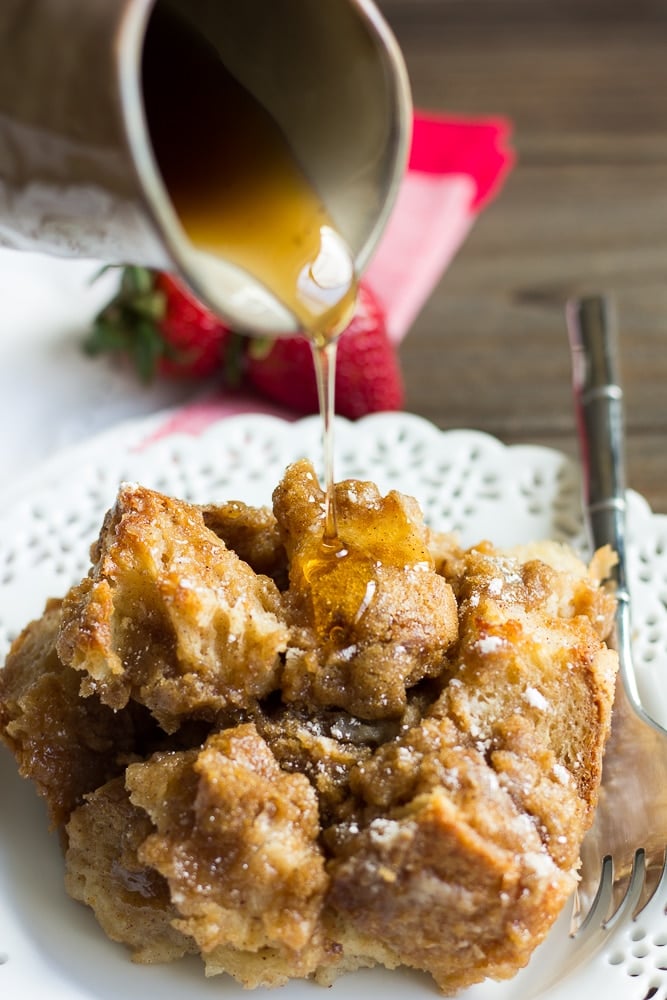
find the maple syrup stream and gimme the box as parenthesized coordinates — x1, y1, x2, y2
(143, 3, 356, 546)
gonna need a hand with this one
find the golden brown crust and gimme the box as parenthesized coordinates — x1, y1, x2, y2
(438, 541, 617, 816)
(0, 466, 618, 994)
(201, 500, 288, 589)
(65, 777, 196, 963)
(0, 600, 146, 827)
(126, 724, 329, 981)
(56, 484, 288, 731)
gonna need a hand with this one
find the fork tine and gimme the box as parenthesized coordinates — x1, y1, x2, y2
(570, 854, 614, 937)
(604, 848, 646, 930)
(572, 848, 655, 939)
(633, 846, 667, 921)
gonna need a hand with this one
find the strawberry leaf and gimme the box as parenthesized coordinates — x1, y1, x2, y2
(247, 336, 276, 362)
(223, 331, 247, 388)
(82, 320, 126, 356)
(133, 320, 165, 382)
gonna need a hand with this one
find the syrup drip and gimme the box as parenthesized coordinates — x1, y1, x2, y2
(312, 339, 340, 544)
(143, 3, 358, 547)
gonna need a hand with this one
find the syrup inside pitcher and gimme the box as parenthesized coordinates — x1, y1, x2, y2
(142, 1, 358, 345)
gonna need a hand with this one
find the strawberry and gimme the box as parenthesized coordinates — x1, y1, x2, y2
(85, 268, 404, 418)
(245, 283, 404, 418)
(84, 266, 232, 381)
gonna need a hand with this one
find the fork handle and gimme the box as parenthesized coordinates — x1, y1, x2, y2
(566, 296, 667, 732)
(566, 295, 629, 602)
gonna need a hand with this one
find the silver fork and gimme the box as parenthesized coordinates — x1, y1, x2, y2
(567, 295, 667, 937)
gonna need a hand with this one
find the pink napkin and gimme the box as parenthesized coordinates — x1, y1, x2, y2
(140, 112, 515, 444)
(365, 113, 515, 344)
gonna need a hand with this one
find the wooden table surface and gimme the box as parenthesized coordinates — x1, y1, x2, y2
(378, 0, 667, 514)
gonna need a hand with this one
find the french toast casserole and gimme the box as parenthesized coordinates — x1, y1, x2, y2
(0, 460, 618, 994)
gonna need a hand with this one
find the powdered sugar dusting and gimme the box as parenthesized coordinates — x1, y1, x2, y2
(523, 686, 549, 711)
(476, 635, 505, 654)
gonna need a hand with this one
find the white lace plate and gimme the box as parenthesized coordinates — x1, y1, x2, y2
(1, 411, 666, 1000)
